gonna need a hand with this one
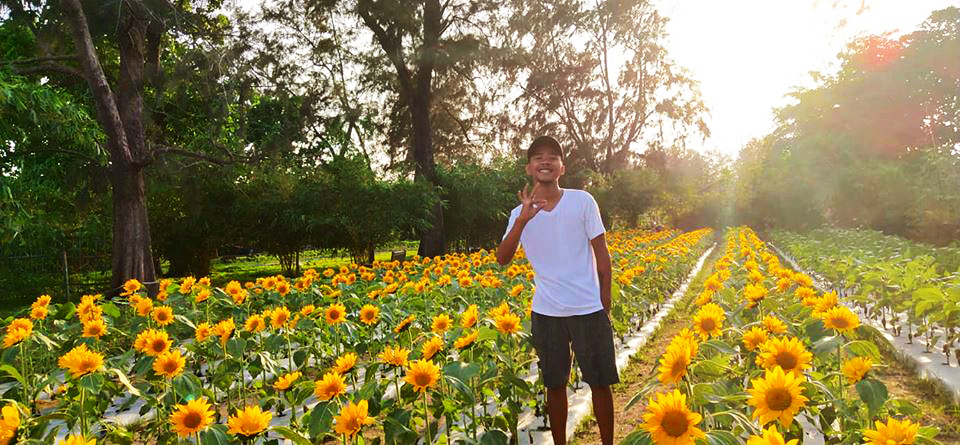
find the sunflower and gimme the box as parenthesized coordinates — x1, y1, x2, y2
(169, 397, 214, 437)
(270, 306, 291, 330)
(354, 304, 378, 326)
(153, 349, 186, 379)
(58, 344, 104, 379)
(404, 360, 441, 392)
(122, 278, 142, 295)
(58, 435, 95, 445)
(821, 306, 860, 334)
(703, 275, 724, 292)
(742, 326, 769, 352)
(244, 314, 266, 333)
(333, 400, 375, 438)
(379, 346, 411, 367)
(3, 318, 33, 349)
(314, 372, 347, 401)
(276, 280, 291, 296)
(152, 306, 174, 326)
(694, 290, 713, 306)
(214, 318, 235, 347)
(744, 284, 768, 308)
(813, 292, 838, 316)
(134, 297, 154, 317)
(325, 303, 347, 325)
(748, 424, 799, 445)
(454, 331, 479, 350)
(641, 389, 705, 445)
(194, 289, 211, 303)
(692, 304, 725, 339)
(657, 342, 693, 385)
(273, 371, 301, 391)
(762, 316, 787, 335)
(227, 405, 272, 437)
(394, 314, 416, 333)
(747, 365, 809, 427)
(333, 352, 357, 374)
(775, 277, 793, 293)
(488, 302, 510, 318)
(30, 305, 48, 320)
(495, 313, 522, 335)
(431, 314, 453, 334)
(842, 357, 872, 383)
(670, 329, 700, 357)
(421, 336, 444, 361)
(137, 329, 172, 357)
(863, 417, 920, 445)
(77, 301, 102, 323)
(224, 280, 246, 304)
(461, 304, 478, 328)
(748, 270, 765, 284)
(179, 276, 196, 294)
(0, 403, 19, 445)
(794, 287, 816, 300)
(195, 322, 212, 343)
(32, 294, 52, 309)
(756, 337, 813, 375)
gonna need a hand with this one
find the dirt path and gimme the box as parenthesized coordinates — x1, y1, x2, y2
(569, 253, 714, 444)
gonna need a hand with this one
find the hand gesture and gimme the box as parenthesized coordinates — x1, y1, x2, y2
(517, 184, 547, 223)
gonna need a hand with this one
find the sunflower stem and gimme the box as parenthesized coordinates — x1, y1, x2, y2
(422, 388, 431, 443)
(79, 384, 88, 438)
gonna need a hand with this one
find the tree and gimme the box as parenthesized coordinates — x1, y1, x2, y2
(503, 0, 709, 179)
(1, 1, 298, 292)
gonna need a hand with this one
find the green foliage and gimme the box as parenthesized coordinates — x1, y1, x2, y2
(733, 7, 960, 242)
(438, 158, 526, 250)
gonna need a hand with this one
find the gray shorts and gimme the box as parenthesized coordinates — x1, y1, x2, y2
(530, 310, 620, 389)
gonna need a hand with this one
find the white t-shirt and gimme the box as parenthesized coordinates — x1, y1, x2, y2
(503, 188, 606, 316)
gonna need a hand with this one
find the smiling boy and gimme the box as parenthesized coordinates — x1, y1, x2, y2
(496, 136, 616, 445)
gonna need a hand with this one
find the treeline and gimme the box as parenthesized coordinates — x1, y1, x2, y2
(732, 7, 960, 245)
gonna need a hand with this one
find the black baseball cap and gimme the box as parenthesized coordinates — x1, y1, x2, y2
(526, 136, 564, 161)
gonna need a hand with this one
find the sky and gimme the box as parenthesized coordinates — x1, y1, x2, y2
(230, 0, 958, 160)
(654, 0, 960, 158)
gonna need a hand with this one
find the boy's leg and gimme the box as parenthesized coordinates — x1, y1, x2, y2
(547, 385, 568, 445)
(590, 384, 614, 445)
(530, 312, 573, 443)
(569, 310, 620, 445)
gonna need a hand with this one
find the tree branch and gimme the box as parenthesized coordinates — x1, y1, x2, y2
(12, 63, 84, 78)
(2, 55, 78, 64)
(146, 144, 242, 167)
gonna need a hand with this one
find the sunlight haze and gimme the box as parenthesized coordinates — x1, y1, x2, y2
(656, 0, 959, 158)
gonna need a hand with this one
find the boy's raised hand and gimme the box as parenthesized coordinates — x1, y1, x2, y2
(517, 184, 547, 223)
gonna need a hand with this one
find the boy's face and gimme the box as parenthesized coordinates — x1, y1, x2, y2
(526, 146, 565, 184)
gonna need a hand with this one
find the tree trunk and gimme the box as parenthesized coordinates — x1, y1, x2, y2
(63, 0, 157, 295)
(414, 0, 445, 258)
(111, 165, 156, 292)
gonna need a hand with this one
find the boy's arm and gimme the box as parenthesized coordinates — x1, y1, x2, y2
(591, 233, 612, 314)
(496, 185, 545, 266)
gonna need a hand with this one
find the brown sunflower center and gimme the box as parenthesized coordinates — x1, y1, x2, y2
(183, 411, 202, 429)
(80, 358, 98, 373)
(700, 318, 716, 332)
(671, 357, 687, 376)
(163, 360, 179, 373)
(151, 339, 167, 353)
(830, 317, 849, 329)
(414, 373, 431, 386)
(775, 352, 798, 371)
(765, 387, 793, 411)
(661, 410, 690, 437)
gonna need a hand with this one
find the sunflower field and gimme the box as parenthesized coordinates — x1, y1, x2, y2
(624, 227, 943, 445)
(772, 229, 960, 366)
(0, 228, 712, 444)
